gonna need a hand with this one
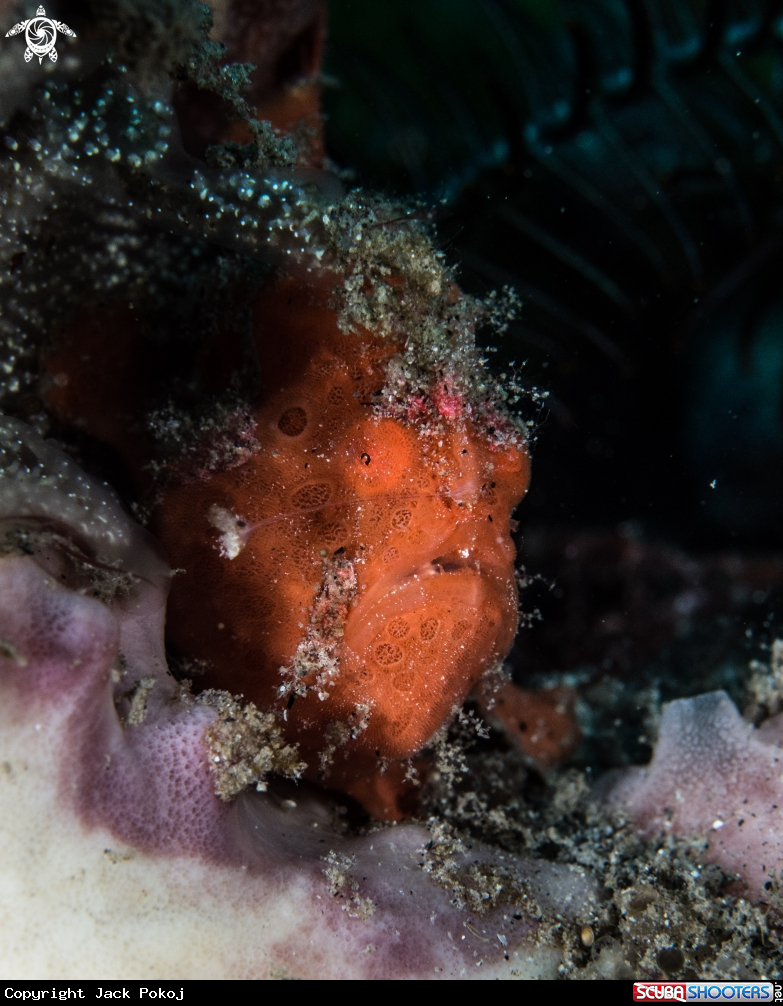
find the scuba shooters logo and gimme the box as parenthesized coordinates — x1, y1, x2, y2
(4, 6, 75, 64)
(633, 985, 780, 1002)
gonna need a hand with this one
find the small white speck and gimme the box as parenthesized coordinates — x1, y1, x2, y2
(712, 819, 725, 830)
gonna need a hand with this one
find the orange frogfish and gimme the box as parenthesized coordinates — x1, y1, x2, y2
(40, 0, 530, 818)
(153, 269, 530, 818)
(44, 263, 530, 819)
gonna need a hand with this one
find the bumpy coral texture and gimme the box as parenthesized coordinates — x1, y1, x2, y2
(156, 270, 530, 817)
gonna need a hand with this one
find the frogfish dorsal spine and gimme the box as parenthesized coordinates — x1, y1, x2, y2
(154, 267, 530, 818)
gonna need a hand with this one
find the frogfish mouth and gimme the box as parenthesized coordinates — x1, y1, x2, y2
(44, 265, 531, 819)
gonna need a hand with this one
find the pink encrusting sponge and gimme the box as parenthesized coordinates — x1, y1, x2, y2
(0, 417, 593, 979)
(604, 690, 783, 901)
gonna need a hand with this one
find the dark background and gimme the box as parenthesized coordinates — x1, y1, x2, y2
(319, 0, 783, 765)
(322, 0, 783, 550)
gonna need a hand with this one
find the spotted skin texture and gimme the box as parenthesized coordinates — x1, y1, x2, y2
(155, 270, 530, 817)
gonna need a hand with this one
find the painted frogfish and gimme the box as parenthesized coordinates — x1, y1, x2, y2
(35, 0, 531, 820)
(46, 259, 530, 817)
(155, 270, 529, 817)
